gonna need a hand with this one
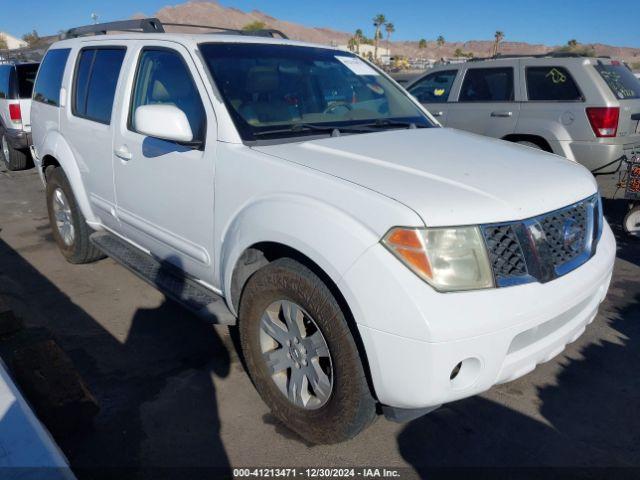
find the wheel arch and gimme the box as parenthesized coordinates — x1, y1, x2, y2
(38, 130, 98, 225)
(230, 240, 380, 402)
(502, 133, 553, 152)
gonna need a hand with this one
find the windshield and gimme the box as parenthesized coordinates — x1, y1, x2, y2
(594, 63, 640, 100)
(199, 43, 433, 141)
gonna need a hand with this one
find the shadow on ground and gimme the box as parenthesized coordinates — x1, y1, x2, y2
(0, 238, 232, 479)
(398, 205, 640, 471)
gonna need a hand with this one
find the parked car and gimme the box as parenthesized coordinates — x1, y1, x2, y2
(407, 55, 640, 172)
(31, 19, 616, 444)
(0, 61, 39, 170)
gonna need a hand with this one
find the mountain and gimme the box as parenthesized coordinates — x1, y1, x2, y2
(139, 1, 640, 66)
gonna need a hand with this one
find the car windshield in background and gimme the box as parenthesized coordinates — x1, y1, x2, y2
(595, 63, 640, 100)
(16, 64, 39, 99)
(199, 43, 432, 141)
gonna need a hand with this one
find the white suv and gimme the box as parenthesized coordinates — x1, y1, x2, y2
(31, 19, 616, 444)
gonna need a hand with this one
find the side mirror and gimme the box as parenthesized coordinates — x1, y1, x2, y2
(135, 104, 194, 143)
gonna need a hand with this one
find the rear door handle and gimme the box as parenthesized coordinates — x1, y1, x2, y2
(491, 111, 513, 118)
(114, 146, 132, 161)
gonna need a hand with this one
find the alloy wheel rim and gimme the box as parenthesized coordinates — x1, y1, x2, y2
(1, 136, 9, 163)
(52, 188, 75, 246)
(259, 300, 333, 409)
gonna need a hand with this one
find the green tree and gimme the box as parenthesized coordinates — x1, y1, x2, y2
(372, 13, 386, 61)
(436, 35, 445, 47)
(567, 39, 578, 48)
(0, 34, 7, 50)
(22, 29, 40, 46)
(492, 30, 505, 56)
(418, 38, 427, 49)
(242, 21, 267, 32)
(454, 47, 464, 58)
(385, 22, 395, 48)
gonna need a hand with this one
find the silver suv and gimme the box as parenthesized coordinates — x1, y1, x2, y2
(407, 55, 640, 171)
(0, 61, 39, 170)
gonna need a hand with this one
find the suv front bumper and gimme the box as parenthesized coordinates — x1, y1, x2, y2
(339, 221, 616, 410)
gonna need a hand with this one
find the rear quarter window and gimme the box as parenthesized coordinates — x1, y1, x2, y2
(33, 48, 71, 107)
(595, 64, 640, 100)
(16, 64, 39, 99)
(526, 66, 583, 101)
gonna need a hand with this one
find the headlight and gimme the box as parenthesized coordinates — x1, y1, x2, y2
(382, 226, 494, 292)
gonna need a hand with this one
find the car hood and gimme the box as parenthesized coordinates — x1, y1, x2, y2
(252, 128, 598, 226)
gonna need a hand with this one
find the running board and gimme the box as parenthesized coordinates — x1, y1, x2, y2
(90, 232, 236, 325)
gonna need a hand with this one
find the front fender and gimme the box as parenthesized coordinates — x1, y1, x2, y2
(39, 129, 98, 225)
(219, 193, 382, 315)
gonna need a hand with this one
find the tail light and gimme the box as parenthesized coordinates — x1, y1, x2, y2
(586, 107, 619, 138)
(9, 103, 22, 123)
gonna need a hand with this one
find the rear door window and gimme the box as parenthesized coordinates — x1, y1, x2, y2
(73, 48, 126, 124)
(595, 63, 640, 100)
(526, 66, 583, 101)
(33, 48, 71, 106)
(408, 70, 457, 103)
(460, 67, 514, 102)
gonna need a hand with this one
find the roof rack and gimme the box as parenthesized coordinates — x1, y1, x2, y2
(63, 18, 288, 39)
(468, 52, 610, 62)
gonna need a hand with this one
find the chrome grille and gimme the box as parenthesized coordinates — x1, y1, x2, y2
(482, 194, 601, 287)
(539, 202, 588, 268)
(483, 225, 528, 278)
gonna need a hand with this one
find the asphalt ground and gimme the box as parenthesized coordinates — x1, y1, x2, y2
(0, 164, 638, 479)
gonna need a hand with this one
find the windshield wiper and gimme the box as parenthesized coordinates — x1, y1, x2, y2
(253, 123, 373, 138)
(353, 119, 428, 130)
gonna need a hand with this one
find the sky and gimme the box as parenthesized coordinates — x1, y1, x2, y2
(1, 0, 639, 47)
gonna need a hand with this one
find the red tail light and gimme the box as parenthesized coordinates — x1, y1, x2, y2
(586, 107, 619, 138)
(9, 103, 22, 123)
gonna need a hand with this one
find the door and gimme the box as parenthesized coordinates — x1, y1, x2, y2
(407, 69, 459, 125)
(60, 45, 127, 231)
(447, 66, 520, 139)
(112, 43, 217, 284)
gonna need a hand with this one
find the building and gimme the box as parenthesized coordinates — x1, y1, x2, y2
(0, 32, 28, 50)
(338, 43, 391, 63)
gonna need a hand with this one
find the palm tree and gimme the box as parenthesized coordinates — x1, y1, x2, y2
(0, 34, 7, 51)
(354, 28, 363, 54)
(385, 22, 395, 49)
(436, 35, 445, 47)
(418, 38, 427, 49)
(372, 14, 386, 61)
(493, 30, 505, 56)
(567, 39, 578, 48)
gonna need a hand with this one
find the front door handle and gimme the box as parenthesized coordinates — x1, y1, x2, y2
(491, 111, 513, 118)
(431, 111, 444, 117)
(114, 146, 132, 161)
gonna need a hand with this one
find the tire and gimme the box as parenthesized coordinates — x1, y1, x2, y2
(46, 167, 105, 264)
(239, 258, 376, 444)
(623, 205, 640, 238)
(0, 132, 30, 171)
(516, 140, 542, 150)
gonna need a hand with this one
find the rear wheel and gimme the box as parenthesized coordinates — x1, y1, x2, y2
(623, 205, 640, 238)
(239, 258, 376, 444)
(0, 133, 30, 171)
(46, 167, 105, 264)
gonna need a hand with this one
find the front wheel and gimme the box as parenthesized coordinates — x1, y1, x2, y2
(46, 167, 105, 264)
(623, 205, 640, 238)
(239, 258, 376, 444)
